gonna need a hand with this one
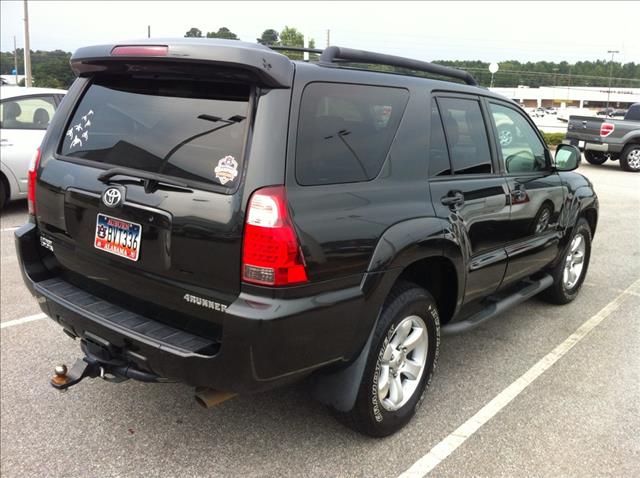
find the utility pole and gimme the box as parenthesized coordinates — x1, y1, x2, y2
(326, 29, 330, 48)
(13, 36, 19, 85)
(605, 50, 619, 113)
(23, 0, 32, 87)
(147, 25, 151, 38)
(567, 64, 572, 106)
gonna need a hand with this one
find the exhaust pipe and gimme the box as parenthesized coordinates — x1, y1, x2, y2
(194, 387, 236, 409)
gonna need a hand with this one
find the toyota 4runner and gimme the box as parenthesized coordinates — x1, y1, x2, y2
(15, 39, 598, 437)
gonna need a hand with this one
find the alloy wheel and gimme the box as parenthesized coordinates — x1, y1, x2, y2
(563, 233, 586, 289)
(378, 315, 429, 411)
(627, 149, 640, 170)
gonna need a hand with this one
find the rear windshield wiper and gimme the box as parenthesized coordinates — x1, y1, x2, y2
(98, 168, 192, 193)
(157, 114, 246, 175)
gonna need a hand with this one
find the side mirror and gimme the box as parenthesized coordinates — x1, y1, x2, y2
(554, 144, 581, 171)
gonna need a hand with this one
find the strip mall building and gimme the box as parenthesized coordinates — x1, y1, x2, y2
(490, 86, 640, 109)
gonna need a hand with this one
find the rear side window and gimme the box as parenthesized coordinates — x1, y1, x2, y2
(428, 102, 452, 177)
(1, 95, 56, 130)
(60, 76, 250, 189)
(296, 83, 409, 186)
(437, 97, 492, 175)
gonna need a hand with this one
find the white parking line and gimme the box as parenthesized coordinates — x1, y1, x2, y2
(398, 278, 640, 478)
(0, 313, 47, 329)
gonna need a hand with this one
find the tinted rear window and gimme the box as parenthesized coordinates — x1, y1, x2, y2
(60, 76, 250, 189)
(296, 83, 409, 186)
(437, 97, 492, 175)
(428, 102, 452, 177)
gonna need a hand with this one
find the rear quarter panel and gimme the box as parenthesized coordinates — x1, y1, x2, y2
(284, 66, 435, 284)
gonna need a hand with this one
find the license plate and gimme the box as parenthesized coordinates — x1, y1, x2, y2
(94, 213, 142, 261)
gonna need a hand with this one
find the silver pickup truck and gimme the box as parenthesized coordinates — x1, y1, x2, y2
(564, 103, 640, 172)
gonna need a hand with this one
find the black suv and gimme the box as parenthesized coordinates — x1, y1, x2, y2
(16, 39, 597, 437)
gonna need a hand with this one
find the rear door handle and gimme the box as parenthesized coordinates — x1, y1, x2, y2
(441, 191, 465, 208)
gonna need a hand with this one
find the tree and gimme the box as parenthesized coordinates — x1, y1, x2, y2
(206, 27, 239, 40)
(257, 29, 279, 46)
(184, 27, 203, 38)
(279, 26, 304, 48)
(278, 26, 316, 61)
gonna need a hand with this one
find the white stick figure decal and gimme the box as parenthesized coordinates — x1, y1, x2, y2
(84, 119, 91, 127)
(81, 131, 89, 141)
(74, 124, 83, 132)
(70, 136, 83, 148)
(66, 128, 73, 139)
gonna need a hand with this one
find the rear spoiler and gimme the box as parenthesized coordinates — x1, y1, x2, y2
(70, 38, 294, 88)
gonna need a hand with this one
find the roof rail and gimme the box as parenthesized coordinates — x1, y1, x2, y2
(319, 46, 478, 86)
(270, 46, 324, 55)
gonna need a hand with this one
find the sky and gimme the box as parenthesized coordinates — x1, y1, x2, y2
(1, 0, 639, 64)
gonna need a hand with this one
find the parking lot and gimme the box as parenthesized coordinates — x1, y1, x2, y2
(1, 160, 638, 477)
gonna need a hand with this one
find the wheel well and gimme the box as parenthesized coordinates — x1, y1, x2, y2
(397, 257, 458, 324)
(0, 171, 9, 199)
(583, 208, 597, 236)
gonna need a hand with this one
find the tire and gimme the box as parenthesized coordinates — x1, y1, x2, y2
(0, 179, 7, 211)
(583, 150, 608, 165)
(333, 281, 440, 437)
(619, 144, 640, 172)
(540, 218, 592, 305)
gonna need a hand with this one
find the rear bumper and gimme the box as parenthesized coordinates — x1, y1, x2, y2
(15, 223, 365, 393)
(585, 142, 609, 152)
(563, 138, 623, 154)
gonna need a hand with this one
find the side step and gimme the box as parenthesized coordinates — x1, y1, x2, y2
(442, 274, 553, 335)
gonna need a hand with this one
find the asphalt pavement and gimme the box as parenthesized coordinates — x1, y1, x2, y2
(1, 160, 639, 477)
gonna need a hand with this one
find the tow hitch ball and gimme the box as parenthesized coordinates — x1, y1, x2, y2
(51, 359, 100, 390)
(50, 358, 126, 390)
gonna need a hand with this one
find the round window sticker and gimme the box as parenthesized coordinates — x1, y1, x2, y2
(214, 156, 239, 185)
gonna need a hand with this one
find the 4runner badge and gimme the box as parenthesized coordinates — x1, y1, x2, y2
(183, 293, 227, 312)
(214, 155, 238, 185)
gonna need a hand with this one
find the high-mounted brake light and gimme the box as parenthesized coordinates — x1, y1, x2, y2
(600, 122, 615, 137)
(242, 186, 308, 286)
(110, 45, 168, 57)
(28, 147, 41, 216)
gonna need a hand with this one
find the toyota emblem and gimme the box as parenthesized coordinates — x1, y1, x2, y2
(102, 187, 123, 208)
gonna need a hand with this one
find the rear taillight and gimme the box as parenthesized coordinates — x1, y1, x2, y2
(110, 45, 168, 56)
(27, 147, 41, 216)
(242, 186, 308, 286)
(600, 122, 615, 137)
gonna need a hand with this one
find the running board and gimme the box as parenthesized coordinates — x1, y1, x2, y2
(442, 274, 554, 335)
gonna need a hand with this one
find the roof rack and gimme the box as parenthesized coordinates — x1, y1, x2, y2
(270, 46, 324, 55)
(318, 46, 478, 86)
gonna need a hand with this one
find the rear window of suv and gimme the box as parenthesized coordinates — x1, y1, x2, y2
(296, 83, 409, 186)
(59, 76, 250, 189)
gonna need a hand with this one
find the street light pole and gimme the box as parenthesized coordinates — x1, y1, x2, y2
(605, 50, 619, 113)
(13, 36, 19, 85)
(23, 0, 32, 87)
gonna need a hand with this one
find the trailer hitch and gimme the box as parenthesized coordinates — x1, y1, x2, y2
(50, 356, 161, 390)
(50, 358, 103, 390)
